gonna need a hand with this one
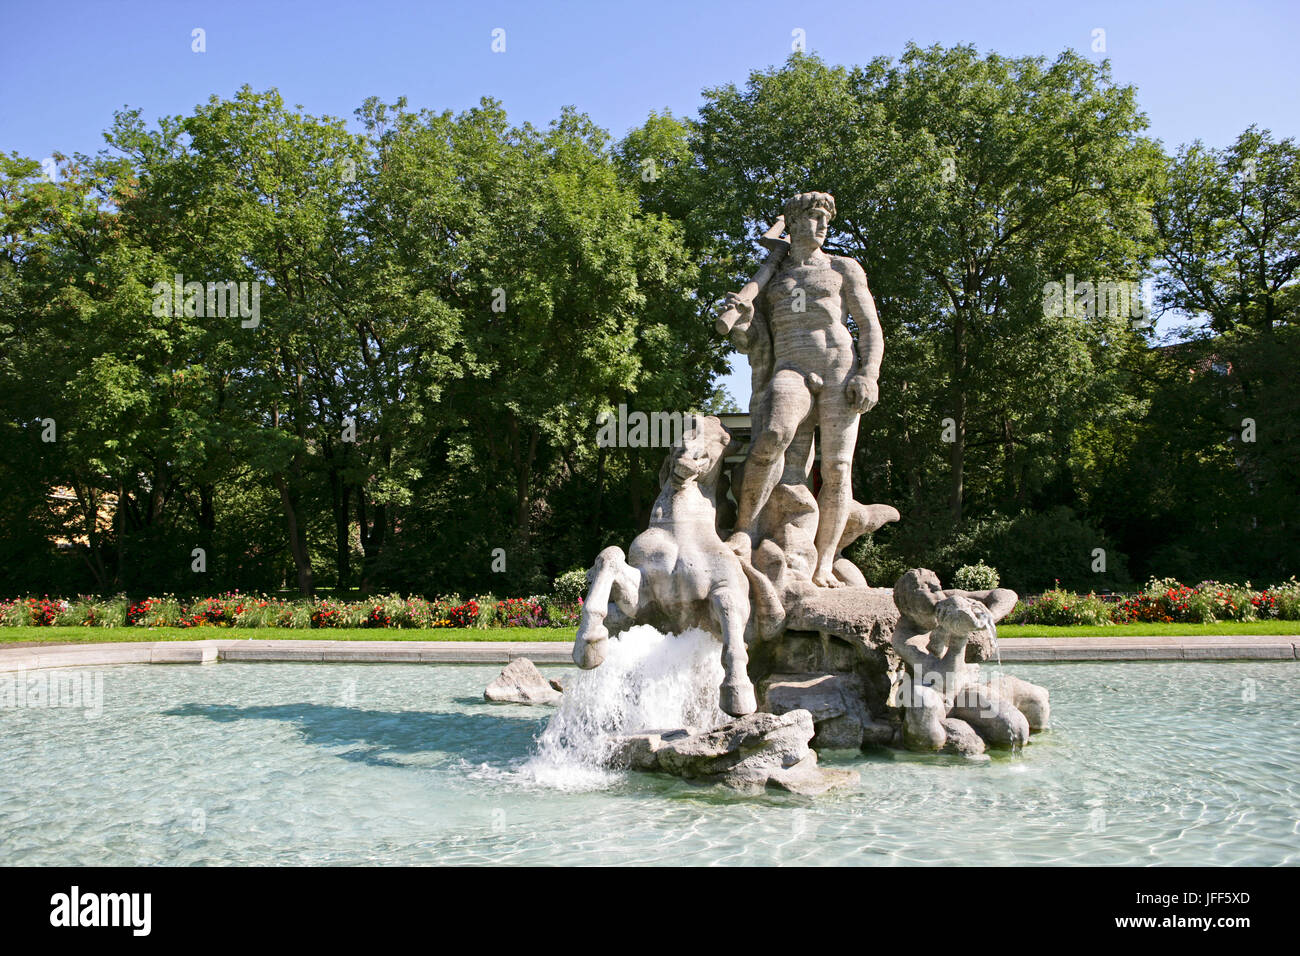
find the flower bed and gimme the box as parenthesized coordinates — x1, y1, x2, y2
(1009, 577, 1300, 627)
(4, 577, 1296, 631)
(0, 591, 580, 630)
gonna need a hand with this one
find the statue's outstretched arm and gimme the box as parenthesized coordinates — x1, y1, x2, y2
(945, 588, 1019, 624)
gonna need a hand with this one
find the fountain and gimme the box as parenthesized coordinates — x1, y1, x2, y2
(568, 191, 1050, 792)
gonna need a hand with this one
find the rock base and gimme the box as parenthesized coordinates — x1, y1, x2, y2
(747, 587, 906, 751)
(613, 709, 859, 795)
(484, 658, 563, 705)
(759, 671, 899, 750)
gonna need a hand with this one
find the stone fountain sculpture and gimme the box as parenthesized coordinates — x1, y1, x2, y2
(572, 191, 1050, 791)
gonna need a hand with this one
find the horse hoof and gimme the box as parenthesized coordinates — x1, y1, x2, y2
(573, 635, 607, 669)
(719, 681, 757, 717)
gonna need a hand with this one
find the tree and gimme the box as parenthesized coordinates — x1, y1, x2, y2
(684, 46, 1162, 563)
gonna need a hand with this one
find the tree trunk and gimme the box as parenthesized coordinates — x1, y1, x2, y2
(593, 444, 606, 544)
(357, 486, 385, 594)
(329, 467, 350, 591)
(274, 472, 314, 596)
(949, 309, 968, 525)
(508, 415, 539, 542)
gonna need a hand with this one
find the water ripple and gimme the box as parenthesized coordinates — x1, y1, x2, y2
(0, 659, 1297, 865)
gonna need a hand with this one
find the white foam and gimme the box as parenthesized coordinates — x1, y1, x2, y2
(520, 625, 728, 790)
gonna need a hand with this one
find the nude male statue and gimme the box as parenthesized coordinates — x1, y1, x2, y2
(723, 192, 884, 588)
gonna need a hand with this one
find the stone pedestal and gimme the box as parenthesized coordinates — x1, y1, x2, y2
(747, 585, 905, 750)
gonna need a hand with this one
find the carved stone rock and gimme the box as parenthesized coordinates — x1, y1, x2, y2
(758, 671, 893, 751)
(614, 709, 858, 793)
(483, 658, 562, 705)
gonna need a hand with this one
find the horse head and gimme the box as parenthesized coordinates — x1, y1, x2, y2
(657, 415, 739, 502)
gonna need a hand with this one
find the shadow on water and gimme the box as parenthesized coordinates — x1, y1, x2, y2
(164, 703, 548, 767)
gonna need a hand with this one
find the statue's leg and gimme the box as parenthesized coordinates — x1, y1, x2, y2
(985, 672, 1051, 731)
(901, 681, 947, 751)
(605, 557, 643, 635)
(948, 684, 1030, 749)
(710, 583, 756, 717)
(732, 369, 811, 539)
(574, 546, 636, 668)
(781, 414, 816, 486)
(811, 397, 860, 588)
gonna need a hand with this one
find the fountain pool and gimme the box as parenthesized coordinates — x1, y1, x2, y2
(1, 657, 1296, 865)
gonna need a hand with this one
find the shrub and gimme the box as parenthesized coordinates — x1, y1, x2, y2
(89, 595, 128, 627)
(978, 507, 1131, 593)
(126, 596, 181, 627)
(181, 595, 239, 628)
(18, 596, 66, 626)
(541, 599, 581, 628)
(448, 600, 479, 627)
(843, 533, 910, 588)
(1109, 577, 1270, 624)
(1010, 585, 1113, 626)
(1114, 578, 1203, 623)
(954, 562, 1000, 591)
(472, 594, 498, 628)
(494, 597, 546, 627)
(1188, 581, 1256, 623)
(553, 568, 589, 605)
(1264, 578, 1300, 620)
(234, 599, 278, 628)
(1251, 590, 1280, 619)
(0, 599, 28, 626)
(310, 599, 342, 629)
(285, 604, 312, 629)
(394, 597, 435, 628)
(54, 598, 91, 627)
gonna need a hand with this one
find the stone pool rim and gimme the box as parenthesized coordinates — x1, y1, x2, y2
(0, 634, 1297, 673)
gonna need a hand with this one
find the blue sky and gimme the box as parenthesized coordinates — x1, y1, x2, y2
(3, 0, 1296, 402)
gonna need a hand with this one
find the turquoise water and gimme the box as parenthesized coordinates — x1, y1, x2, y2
(1, 660, 1296, 865)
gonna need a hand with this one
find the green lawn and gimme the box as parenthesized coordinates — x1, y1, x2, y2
(999, 621, 1300, 638)
(0, 621, 1294, 642)
(2, 621, 1297, 645)
(0, 626, 579, 644)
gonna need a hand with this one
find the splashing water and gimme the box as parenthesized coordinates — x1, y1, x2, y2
(520, 625, 728, 790)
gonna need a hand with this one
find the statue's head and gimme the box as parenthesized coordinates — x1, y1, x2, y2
(783, 191, 836, 248)
(894, 568, 944, 628)
(659, 415, 738, 491)
(935, 594, 992, 638)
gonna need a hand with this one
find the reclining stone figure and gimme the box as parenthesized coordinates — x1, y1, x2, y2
(891, 569, 1050, 753)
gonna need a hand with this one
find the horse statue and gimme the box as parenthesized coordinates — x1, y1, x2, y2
(572, 415, 765, 717)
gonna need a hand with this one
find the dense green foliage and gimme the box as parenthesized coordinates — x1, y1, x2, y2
(2, 45, 1296, 597)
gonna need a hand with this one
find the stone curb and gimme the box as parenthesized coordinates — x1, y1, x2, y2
(0, 640, 575, 671)
(993, 634, 1300, 662)
(0, 637, 1296, 672)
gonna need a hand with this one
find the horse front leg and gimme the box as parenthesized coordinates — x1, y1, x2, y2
(710, 584, 756, 717)
(573, 546, 641, 669)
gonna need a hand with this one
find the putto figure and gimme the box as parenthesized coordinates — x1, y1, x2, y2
(718, 191, 885, 588)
